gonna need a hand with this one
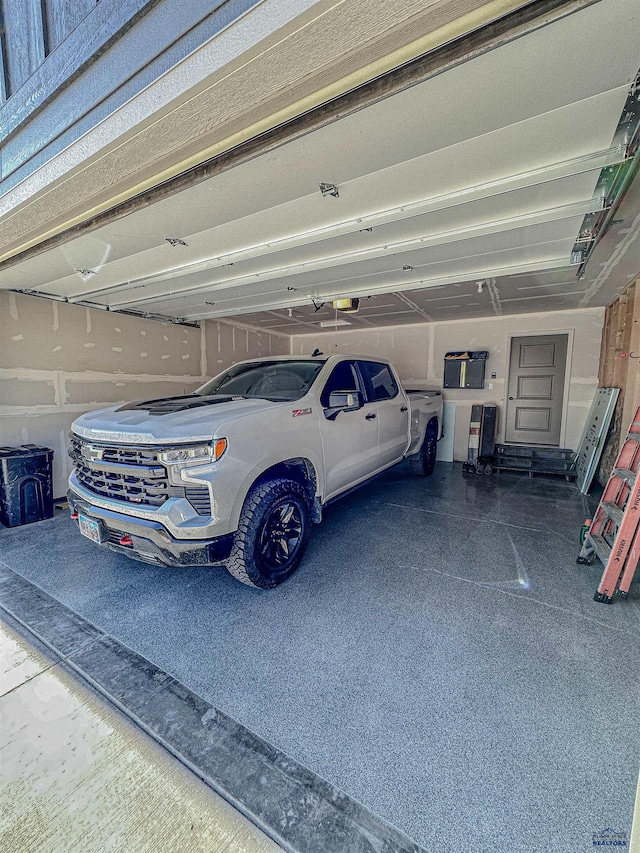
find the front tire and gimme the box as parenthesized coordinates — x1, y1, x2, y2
(410, 419, 438, 477)
(225, 479, 311, 588)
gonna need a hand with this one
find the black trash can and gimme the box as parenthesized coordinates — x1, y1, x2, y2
(0, 445, 55, 527)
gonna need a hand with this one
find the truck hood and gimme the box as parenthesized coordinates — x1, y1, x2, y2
(71, 395, 283, 444)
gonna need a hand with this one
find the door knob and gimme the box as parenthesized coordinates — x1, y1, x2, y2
(365, 413, 376, 420)
(400, 406, 408, 412)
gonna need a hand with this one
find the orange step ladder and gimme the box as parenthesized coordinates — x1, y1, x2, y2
(577, 403, 640, 603)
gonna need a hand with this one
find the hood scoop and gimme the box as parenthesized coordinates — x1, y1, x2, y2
(116, 395, 238, 416)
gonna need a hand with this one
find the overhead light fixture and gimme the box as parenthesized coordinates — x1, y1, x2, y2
(319, 182, 339, 198)
(403, 264, 413, 272)
(166, 237, 188, 247)
(75, 268, 97, 277)
(570, 249, 585, 265)
(333, 298, 360, 313)
(477, 281, 485, 293)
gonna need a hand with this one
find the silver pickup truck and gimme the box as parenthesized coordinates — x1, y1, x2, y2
(68, 354, 442, 588)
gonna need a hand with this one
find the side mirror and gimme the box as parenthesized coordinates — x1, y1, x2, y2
(324, 390, 363, 419)
(329, 390, 362, 409)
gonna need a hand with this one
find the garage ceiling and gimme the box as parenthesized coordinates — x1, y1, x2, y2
(1, 0, 638, 332)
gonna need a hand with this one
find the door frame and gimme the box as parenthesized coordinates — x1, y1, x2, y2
(503, 328, 574, 447)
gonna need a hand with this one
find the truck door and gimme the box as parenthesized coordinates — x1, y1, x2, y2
(318, 360, 380, 499)
(357, 360, 410, 469)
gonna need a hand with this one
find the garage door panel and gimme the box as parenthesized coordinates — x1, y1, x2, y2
(140, 237, 575, 308)
(2, 0, 635, 325)
(106, 215, 585, 312)
(19, 83, 628, 305)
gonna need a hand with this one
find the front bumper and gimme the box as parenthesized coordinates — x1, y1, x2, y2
(67, 491, 233, 567)
(68, 470, 230, 539)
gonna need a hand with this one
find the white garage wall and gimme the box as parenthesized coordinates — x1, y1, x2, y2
(0, 290, 605, 495)
(291, 307, 604, 460)
(0, 292, 288, 496)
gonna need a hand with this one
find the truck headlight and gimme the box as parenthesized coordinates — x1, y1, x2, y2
(158, 439, 227, 464)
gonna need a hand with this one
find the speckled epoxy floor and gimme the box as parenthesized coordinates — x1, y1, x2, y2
(1, 462, 638, 852)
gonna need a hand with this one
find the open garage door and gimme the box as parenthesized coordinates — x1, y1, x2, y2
(1, 0, 638, 329)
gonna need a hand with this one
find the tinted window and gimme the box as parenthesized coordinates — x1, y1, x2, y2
(320, 361, 360, 407)
(197, 360, 325, 401)
(358, 361, 399, 401)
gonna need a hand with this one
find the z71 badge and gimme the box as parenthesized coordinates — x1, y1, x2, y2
(292, 408, 312, 417)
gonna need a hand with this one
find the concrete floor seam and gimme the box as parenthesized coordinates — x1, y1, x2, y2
(0, 600, 103, 666)
(0, 658, 58, 699)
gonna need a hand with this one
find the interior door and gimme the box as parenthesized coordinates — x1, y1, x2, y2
(505, 334, 568, 445)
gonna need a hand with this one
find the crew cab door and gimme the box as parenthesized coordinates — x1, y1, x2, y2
(357, 360, 410, 468)
(318, 360, 379, 499)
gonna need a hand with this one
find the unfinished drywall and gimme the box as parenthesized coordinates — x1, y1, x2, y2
(292, 307, 604, 460)
(0, 292, 288, 496)
(203, 319, 289, 372)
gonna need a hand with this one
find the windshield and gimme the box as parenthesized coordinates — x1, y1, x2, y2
(197, 360, 326, 402)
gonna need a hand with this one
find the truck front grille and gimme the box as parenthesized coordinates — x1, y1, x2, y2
(69, 435, 212, 515)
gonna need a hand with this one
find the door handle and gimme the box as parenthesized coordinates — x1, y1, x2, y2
(365, 413, 377, 420)
(400, 406, 408, 412)
(508, 396, 514, 400)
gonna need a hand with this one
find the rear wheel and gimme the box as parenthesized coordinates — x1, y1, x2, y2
(410, 419, 438, 477)
(225, 479, 311, 588)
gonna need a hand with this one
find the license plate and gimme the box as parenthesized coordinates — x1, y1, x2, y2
(78, 514, 103, 544)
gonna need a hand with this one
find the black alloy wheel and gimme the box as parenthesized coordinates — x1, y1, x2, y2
(258, 500, 304, 576)
(226, 478, 311, 588)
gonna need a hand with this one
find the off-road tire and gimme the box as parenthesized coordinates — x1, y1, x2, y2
(409, 419, 438, 477)
(225, 479, 311, 588)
